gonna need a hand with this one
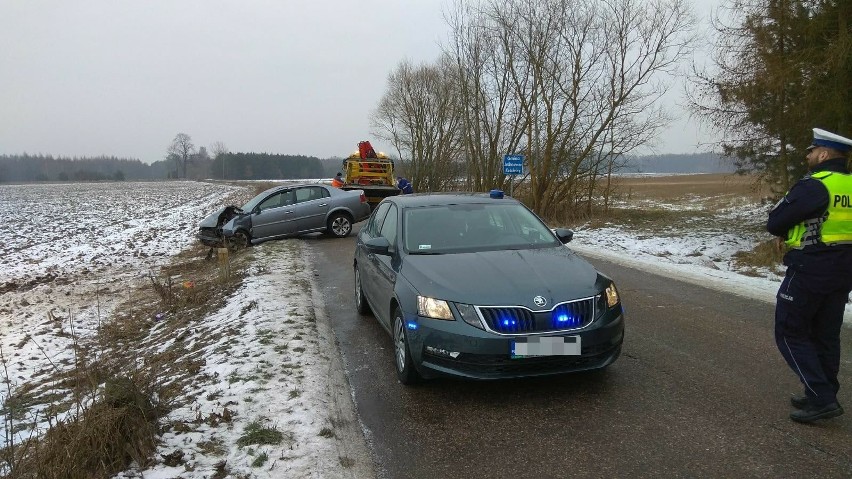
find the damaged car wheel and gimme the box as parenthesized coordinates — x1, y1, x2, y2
(228, 230, 250, 251)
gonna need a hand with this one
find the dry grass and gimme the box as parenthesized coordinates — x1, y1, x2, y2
(585, 207, 708, 230)
(17, 376, 160, 479)
(251, 182, 280, 196)
(609, 173, 769, 202)
(1, 243, 253, 478)
(732, 238, 787, 275)
(237, 421, 285, 447)
(560, 174, 767, 227)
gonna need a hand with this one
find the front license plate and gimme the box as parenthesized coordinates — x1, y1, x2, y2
(511, 336, 581, 358)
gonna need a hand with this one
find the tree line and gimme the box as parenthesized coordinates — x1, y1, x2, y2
(0, 155, 165, 183)
(0, 150, 728, 184)
(211, 153, 325, 180)
(166, 133, 327, 181)
(0, 152, 327, 183)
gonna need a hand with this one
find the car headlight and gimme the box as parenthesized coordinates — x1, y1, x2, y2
(455, 303, 484, 330)
(605, 283, 620, 308)
(417, 296, 454, 320)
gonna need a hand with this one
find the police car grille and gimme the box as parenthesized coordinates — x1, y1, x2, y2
(479, 297, 597, 334)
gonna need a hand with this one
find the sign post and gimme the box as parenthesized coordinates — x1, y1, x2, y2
(502, 154, 524, 197)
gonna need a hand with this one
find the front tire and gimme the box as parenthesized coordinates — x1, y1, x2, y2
(227, 230, 250, 251)
(327, 213, 353, 238)
(393, 308, 421, 385)
(354, 264, 370, 315)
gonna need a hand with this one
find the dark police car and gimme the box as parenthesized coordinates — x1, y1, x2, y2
(353, 191, 625, 384)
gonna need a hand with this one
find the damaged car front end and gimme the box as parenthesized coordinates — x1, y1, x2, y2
(197, 205, 244, 248)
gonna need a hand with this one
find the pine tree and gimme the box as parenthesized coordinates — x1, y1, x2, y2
(692, 0, 852, 192)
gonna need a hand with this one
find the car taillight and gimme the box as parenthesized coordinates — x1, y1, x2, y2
(360, 192, 367, 203)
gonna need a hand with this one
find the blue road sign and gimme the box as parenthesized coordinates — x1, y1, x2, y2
(503, 154, 524, 175)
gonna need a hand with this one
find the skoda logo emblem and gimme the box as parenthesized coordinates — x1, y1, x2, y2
(533, 296, 547, 307)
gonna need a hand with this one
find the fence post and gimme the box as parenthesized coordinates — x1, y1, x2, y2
(217, 248, 230, 281)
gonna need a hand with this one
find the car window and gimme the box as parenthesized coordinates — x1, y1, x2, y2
(257, 191, 288, 211)
(378, 204, 398, 245)
(364, 202, 391, 238)
(295, 186, 323, 203)
(404, 202, 558, 253)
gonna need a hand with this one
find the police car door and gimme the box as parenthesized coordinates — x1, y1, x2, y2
(371, 203, 399, 328)
(358, 201, 391, 320)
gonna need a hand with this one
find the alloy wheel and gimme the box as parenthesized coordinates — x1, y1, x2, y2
(394, 316, 406, 372)
(331, 215, 351, 237)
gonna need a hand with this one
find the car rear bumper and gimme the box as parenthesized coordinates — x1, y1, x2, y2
(406, 307, 624, 380)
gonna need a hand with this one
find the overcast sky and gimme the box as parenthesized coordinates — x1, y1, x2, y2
(1, 0, 722, 164)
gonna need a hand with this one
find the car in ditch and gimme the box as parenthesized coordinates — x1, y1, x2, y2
(198, 183, 371, 248)
(353, 191, 624, 384)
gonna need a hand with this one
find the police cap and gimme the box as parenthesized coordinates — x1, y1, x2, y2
(808, 128, 852, 152)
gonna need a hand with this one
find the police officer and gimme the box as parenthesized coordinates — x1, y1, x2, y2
(767, 127, 852, 423)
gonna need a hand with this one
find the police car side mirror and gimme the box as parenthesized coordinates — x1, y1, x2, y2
(364, 237, 391, 255)
(554, 228, 574, 244)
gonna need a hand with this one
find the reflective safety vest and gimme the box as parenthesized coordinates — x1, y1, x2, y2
(785, 171, 852, 248)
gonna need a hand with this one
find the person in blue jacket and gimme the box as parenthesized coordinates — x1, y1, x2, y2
(397, 176, 414, 194)
(766, 127, 852, 423)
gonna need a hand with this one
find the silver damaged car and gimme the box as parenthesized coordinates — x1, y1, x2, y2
(198, 183, 371, 248)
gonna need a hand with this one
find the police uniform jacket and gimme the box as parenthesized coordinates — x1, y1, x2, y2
(766, 158, 852, 276)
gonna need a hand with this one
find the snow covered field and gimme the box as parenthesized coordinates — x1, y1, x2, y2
(0, 180, 374, 478)
(1, 181, 243, 400)
(1, 177, 849, 478)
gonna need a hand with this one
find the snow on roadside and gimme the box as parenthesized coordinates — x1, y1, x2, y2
(119, 241, 372, 479)
(568, 229, 852, 324)
(2, 180, 373, 477)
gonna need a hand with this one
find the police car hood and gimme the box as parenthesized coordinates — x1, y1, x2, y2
(401, 246, 603, 310)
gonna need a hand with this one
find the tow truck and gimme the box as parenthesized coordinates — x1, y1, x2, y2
(338, 141, 400, 208)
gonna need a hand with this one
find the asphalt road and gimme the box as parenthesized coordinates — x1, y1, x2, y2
(305, 228, 852, 478)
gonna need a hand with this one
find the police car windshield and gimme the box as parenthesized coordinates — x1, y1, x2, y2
(403, 203, 559, 254)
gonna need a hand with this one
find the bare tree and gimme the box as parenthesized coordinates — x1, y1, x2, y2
(371, 57, 464, 192)
(443, 0, 696, 218)
(210, 141, 229, 180)
(445, 1, 528, 192)
(167, 133, 195, 179)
